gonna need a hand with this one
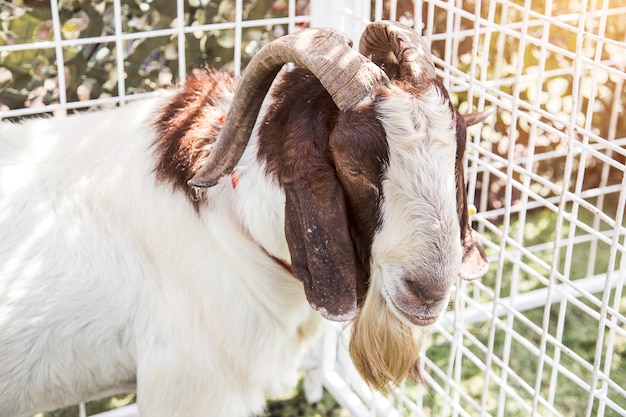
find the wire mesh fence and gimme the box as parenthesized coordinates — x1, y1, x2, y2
(2, 0, 625, 416)
(317, 1, 626, 416)
(0, 0, 309, 119)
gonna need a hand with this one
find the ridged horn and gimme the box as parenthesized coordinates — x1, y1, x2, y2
(359, 20, 436, 85)
(188, 28, 390, 188)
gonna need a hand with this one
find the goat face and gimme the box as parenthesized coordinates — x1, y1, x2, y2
(189, 21, 489, 389)
(370, 86, 464, 327)
(348, 80, 489, 388)
(369, 83, 490, 327)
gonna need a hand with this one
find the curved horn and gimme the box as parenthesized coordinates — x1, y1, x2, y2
(188, 28, 390, 188)
(359, 20, 436, 86)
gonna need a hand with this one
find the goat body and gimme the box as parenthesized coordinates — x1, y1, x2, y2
(0, 72, 321, 416)
(0, 22, 489, 417)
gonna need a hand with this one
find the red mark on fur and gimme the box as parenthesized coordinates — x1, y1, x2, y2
(230, 170, 240, 189)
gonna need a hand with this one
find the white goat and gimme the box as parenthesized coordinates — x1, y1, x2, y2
(0, 21, 489, 417)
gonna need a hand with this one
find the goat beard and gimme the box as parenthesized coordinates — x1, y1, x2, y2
(349, 281, 425, 390)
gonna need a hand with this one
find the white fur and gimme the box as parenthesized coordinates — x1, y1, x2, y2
(371, 87, 462, 323)
(0, 97, 322, 417)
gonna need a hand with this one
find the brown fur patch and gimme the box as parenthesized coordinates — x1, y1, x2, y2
(152, 69, 238, 210)
(257, 68, 389, 307)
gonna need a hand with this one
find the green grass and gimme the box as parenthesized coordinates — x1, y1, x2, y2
(38, 381, 347, 417)
(36, 394, 136, 417)
(407, 197, 626, 417)
(262, 380, 348, 417)
(416, 298, 626, 417)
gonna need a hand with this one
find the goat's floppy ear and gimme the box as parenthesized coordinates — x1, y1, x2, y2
(456, 111, 490, 281)
(457, 180, 489, 280)
(459, 223, 489, 280)
(284, 172, 359, 321)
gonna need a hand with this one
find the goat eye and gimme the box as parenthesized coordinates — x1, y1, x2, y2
(346, 166, 361, 176)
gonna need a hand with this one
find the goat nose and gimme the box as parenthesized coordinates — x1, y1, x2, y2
(404, 280, 448, 305)
(419, 289, 448, 305)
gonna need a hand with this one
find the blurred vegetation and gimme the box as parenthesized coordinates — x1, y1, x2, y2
(37, 379, 348, 417)
(423, 0, 625, 208)
(0, 0, 308, 112)
(372, 0, 625, 209)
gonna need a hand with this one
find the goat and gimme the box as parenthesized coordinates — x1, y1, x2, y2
(0, 21, 489, 417)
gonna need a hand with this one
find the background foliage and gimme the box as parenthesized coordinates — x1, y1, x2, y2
(0, 0, 308, 112)
(3, 0, 622, 200)
(425, 0, 625, 207)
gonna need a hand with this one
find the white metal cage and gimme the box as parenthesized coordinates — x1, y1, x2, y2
(0, 0, 310, 119)
(316, 1, 626, 417)
(1, 1, 624, 417)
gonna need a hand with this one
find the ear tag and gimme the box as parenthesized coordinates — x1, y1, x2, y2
(230, 166, 246, 190)
(468, 204, 477, 220)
